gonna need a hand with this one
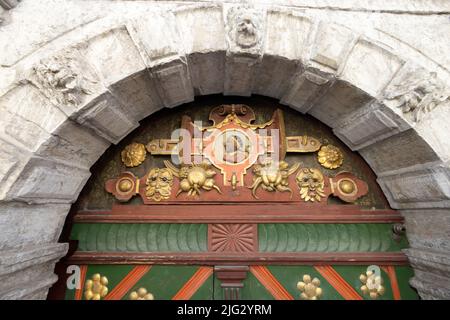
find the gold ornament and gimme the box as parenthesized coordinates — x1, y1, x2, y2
(129, 287, 154, 300)
(248, 160, 300, 199)
(338, 179, 356, 195)
(317, 145, 343, 169)
(118, 179, 133, 193)
(297, 275, 322, 300)
(84, 273, 108, 300)
(359, 270, 385, 299)
(296, 168, 326, 202)
(145, 168, 174, 202)
(121, 142, 147, 167)
(164, 161, 222, 197)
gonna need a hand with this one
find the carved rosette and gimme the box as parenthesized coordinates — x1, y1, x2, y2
(209, 224, 257, 253)
(121, 142, 147, 167)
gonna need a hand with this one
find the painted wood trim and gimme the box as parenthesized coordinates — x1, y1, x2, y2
(104, 265, 151, 300)
(74, 204, 402, 223)
(315, 265, 363, 300)
(172, 267, 213, 300)
(250, 266, 294, 300)
(382, 266, 401, 300)
(66, 252, 409, 265)
(74, 265, 87, 300)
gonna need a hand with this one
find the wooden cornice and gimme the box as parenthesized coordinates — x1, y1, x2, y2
(73, 204, 402, 223)
(66, 251, 409, 266)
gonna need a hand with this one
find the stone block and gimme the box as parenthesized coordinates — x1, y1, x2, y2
(310, 22, 356, 72)
(0, 203, 70, 250)
(378, 166, 450, 209)
(151, 59, 195, 108)
(6, 157, 91, 204)
(265, 10, 312, 61)
(308, 80, 372, 127)
(0, 85, 66, 151)
(281, 69, 331, 113)
(174, 4, 226, 54)
(110, 70, 163, 120)
(360, 130, 440, 174)
(188, 52, 226, 96)
(253, 55, 299, 99)
(81, 27, 146, 86)
(75, 93, 139, 144)
(402, 209, 450, 252)
(334, 101, 411, 150)
(35, 120, 110, 169)
(341, 39, 403, 96)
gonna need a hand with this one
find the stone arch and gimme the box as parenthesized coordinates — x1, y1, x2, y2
(0, 3, 449, 299)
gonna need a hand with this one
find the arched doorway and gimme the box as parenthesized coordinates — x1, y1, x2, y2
(51, 95, 418, 300)
(1, 3, 449, 300)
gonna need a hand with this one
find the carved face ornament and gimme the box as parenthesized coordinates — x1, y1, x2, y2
(236, 15, 258, 48)
(296, 168, 326, 202)
(145, 168, 173, 202)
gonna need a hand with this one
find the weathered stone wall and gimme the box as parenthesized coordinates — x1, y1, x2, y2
(0, 0, 449, 299)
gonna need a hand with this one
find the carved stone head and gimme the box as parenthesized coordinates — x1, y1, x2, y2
(226, 6, 263, 52)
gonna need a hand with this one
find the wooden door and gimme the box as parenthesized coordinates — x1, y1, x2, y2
(59, 97, 419, 300)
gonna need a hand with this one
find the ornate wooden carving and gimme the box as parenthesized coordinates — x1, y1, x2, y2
(208, 224, 257, 253)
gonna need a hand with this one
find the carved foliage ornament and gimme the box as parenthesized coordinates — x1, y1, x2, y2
(385, 72, 450, 122)
(226, 6, 263, 50)
(30, 51, 98, 108)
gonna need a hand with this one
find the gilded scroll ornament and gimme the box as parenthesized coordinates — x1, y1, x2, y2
(297, 275, 322, 300)
(129, 287, 154, 300)
(359, 270, 385, 299)
(165, 161, 222, 197)
(121, 142, 147, 167)
(84, 273, 108, 300)
(317, 145, 343, 169)
(145, 168, 173, 202)
(296, 168, 326, 202)
(248, 161, 299, 199)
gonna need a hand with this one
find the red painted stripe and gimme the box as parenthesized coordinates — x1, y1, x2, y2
(250, 266, 294, 300)
(75, 265, 88, 300)
(315, 266, 363, 300)
(172, 267, 213, 300)
(382, 266, 401, 300)
(104, 266, 151, 300)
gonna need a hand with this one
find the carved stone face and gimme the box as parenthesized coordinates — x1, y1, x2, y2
(296, 168, 326, 202)
(145, 168, 173, 201)
(236, 15, 258, 48)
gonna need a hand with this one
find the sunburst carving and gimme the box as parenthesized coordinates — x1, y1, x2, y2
(209, 224, 257, 252)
